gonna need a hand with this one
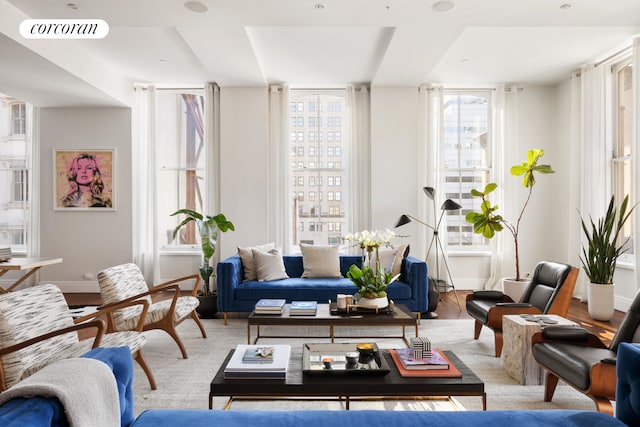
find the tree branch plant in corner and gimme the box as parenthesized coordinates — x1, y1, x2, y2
(170, 209, 235, 297)
(465, 149, 555, 282)
(580, 194, 636, 320)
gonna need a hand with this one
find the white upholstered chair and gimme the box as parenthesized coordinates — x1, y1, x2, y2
(97, 263, 207, 359)
(0, 283, 156, 391)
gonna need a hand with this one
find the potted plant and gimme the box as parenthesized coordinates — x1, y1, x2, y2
(465, 149, 554, 300)
(342, 230, 401, 308)
(580, 194, 635, 321)
(171, 209, 234, 317)
(346, 264, 399, 308)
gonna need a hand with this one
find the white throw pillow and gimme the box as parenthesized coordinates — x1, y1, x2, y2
(300, 243, 342, 278)
(238, 242, 275, 281)
(252, 248, 289, 281)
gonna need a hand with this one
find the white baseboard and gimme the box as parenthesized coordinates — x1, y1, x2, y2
(53, 281, 100, 293)
(616, 295, 634, 313)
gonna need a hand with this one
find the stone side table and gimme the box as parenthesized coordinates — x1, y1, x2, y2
(502, 314, 577, 385)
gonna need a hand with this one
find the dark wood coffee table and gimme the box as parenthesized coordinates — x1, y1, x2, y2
(209, 346, 486, 410)
(247, 303, 418, 345)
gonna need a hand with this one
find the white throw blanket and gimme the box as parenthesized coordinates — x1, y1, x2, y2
(0, 357, 120, 427)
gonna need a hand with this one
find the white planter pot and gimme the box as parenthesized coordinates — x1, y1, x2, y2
(357, 296, 389, 309)
(502, 278, 530, 302)
(587, 282, 615, 321)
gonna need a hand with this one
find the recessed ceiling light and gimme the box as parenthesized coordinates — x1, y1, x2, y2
(66, 3, 78, 10)
(159, 59, 167, 64)
(184, 1, 208, 13)
(432, 1, 455, 12)
(560, 3, 572, 9)
(315, 3, 326, 10)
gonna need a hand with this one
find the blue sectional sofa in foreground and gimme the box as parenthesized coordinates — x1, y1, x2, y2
(216, 254, 429, 319)
(2, 343, 640, 426)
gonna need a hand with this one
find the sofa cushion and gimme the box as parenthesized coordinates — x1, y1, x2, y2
(253, 248, 289, 281)
(238, 242, 275, 281)
(300, 244, 342, 278)
(369, 244, 409, 276)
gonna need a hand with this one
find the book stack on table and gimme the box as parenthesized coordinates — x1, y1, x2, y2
(224, 344, 291, 379)
(254, 299, 286, 315)
(290, 301, 317, 316)
(390, 348, 462, 378)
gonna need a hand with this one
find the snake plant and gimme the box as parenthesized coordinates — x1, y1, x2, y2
(580, 195, 636, 284)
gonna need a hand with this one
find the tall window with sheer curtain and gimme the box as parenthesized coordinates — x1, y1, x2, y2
(611, 59, 634, 259)
(157, 89, 208, 250)
(288, 89, 347, 249)
(441, 91, 492, 249)
(0, 95, 33, 254)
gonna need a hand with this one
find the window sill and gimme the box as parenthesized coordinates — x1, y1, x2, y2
(447, 251, 492, 257)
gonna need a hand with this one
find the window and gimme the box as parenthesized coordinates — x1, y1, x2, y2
(0, 96, 32, 253)
(288, 89, 348, 249)
(612, 59, 634, 257)
(11, 103, 26, 135)
(297, 117, 304, 127)
(12, 169, 28, 202)
(442, 91, 491, 248)
(158, 90, 208, 249)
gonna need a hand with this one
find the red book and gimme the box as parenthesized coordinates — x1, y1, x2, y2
(390, 349, 463, 378)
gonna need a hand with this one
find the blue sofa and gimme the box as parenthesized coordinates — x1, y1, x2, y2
(216, 254, 429, 321)
(3, 343, 640, 426)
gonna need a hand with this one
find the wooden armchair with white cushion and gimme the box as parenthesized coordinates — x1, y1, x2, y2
(97, 263, 207, 359)
(0, 283, 156, 391)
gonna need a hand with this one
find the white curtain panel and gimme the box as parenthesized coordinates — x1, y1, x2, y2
(416, 85, 447, 270)
(566, 71, 584, 298)
(346, 84, 371, 235)
(204, 83, 221, 261)
(579, 63, 609, 301)
(482, 86, 508, 290)
(26, 104, 39, 257)
(267, 85, 291, 252)
(131, 84, 159, 284)
(633, 37, 640, 289)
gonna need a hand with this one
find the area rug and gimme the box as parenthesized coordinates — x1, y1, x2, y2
(131, 318, 597, 415)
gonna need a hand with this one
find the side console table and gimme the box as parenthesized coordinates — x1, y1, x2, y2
(502, 314, 577, 385)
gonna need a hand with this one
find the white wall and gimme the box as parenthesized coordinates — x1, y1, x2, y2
(370, 87, 422, 257)
(39, 107, 132, 291)
(218, 88, 270, 259)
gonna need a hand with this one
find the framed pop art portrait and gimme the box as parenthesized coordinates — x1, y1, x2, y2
(53, 149, 115, 211)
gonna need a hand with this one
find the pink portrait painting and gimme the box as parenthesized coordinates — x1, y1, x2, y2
(54, 149, 114, 210)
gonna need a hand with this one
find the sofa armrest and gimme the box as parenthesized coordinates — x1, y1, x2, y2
(402, 256, 428, 313)
(216, 255, 243, 312)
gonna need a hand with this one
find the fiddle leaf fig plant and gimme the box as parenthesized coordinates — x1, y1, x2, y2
(171, 209, 235, 296)
(580, 194, 636, 284)
(465, 149, 555, 281)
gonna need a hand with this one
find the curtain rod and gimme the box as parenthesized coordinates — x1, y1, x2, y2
(595, 45, 633, 67)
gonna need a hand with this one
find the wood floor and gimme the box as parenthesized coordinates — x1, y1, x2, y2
(64, 289, 624, 346)
(435, 289, 622, 346)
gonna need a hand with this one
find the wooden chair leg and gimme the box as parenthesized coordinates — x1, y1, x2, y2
(592, 397, 614, 415)
(474, 320, 483, 339)
(164, 323, 189, 359)
(224, 312, 228, 325)
(134, 349, 157, 390)
(494, 331, 503, 357)
(191, 311, 207, 339)
(544, 371, 560, 402)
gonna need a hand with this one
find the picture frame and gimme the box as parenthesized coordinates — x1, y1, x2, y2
(53, 149, 115, 211)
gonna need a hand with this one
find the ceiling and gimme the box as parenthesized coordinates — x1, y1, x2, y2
(1, 0, 639, 107)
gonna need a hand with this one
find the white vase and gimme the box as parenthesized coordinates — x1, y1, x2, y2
(502, 278, 530, 302)
(587, 282, 615, 321)
(357, 296, 389, 309)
